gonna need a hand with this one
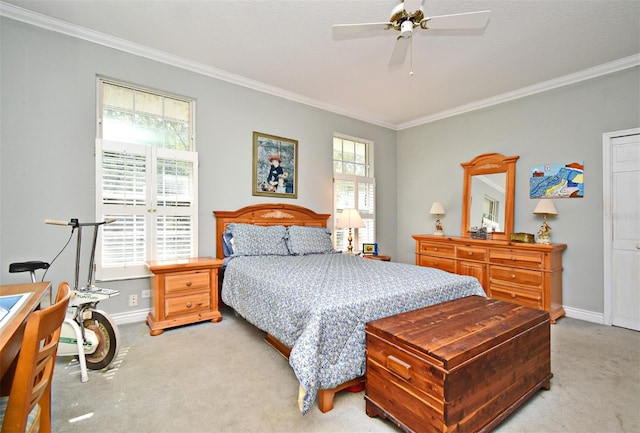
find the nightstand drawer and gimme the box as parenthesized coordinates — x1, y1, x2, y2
(489, 249, 544, 270)
(165, 270, 210, 294)
(419, 241, 455, 258)
(456, 245, 487, 261)
(418, 255, 456, 273)
(490, 266, 543, 288)
(165, 292, 211, 318)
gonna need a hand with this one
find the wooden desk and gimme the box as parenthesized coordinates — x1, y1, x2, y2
(0, 282, 51, 390)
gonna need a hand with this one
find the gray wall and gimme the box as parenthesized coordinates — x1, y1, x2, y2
(0, 18, 397, 314)
(397, 67, 640, 316)
(2, 17, 638, 320)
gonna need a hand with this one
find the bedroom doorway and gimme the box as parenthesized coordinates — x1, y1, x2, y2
(603, 128, 640, 331)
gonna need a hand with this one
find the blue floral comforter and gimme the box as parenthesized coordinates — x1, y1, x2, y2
(221, 253, 485, 414)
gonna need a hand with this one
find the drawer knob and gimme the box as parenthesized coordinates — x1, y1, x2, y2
(434, 247, 438, 251)
(511, 293, 516, 298)
(511, 256, 516, 261)
(468, 252, 473, 256)
(186, 280, 192, 287)
(186, 302, 193, 308)
(511, 274, 516, 279)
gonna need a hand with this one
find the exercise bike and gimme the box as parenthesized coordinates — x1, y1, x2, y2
(9, 218, 120, 383)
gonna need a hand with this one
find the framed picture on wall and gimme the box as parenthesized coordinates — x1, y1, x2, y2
(252, 131, 298, 198)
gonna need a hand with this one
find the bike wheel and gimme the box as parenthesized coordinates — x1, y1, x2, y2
(83, 310, 120, 370)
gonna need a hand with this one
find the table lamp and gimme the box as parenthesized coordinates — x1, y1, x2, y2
(533, 199, 558, 244)
(429, 202, 445, 236)
(335, 208, 365, 253)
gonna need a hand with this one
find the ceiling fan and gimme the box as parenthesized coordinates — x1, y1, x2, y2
(332, 0, 490, 70)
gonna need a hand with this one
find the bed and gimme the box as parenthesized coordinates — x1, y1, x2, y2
(213, 204, 486, 414)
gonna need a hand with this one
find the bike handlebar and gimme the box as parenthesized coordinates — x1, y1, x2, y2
(45, 219, 70, 226)
(45, 218, 116, 227)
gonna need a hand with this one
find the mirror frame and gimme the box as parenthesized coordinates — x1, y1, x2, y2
(461, 153, 519, 240)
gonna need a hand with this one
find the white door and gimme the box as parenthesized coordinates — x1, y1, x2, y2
(603, 128, 640, 331)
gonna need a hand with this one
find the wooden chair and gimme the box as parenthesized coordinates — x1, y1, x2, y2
(0, 282, 71, 433)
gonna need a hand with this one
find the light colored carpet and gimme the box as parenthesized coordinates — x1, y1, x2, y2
(51, 308, 639, 433)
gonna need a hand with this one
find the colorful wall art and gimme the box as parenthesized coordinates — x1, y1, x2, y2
(530, 161, 584, 198)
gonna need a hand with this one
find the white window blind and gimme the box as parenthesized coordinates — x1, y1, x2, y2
(96, 140, 198, 280)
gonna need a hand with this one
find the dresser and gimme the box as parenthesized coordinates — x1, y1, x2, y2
(146, 257, 223, 336)
(413, 234, 566, 323)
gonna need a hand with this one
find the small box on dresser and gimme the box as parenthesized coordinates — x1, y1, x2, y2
(146, 257, 223, 336)
(365, 295, 551, 433)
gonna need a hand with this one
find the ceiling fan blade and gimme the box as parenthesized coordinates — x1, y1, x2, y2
(332, 22, 393, 39)
(403, 0, 424, 12)
(389, 36, 410, 67)
(421, 10, 490, 30)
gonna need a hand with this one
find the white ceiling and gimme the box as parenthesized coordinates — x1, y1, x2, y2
(2, 0, 639, 129)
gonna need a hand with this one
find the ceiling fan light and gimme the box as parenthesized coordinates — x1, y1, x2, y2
(400, 20, 413, 38)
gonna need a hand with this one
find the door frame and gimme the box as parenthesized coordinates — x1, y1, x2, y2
(602, 127, 640, 326)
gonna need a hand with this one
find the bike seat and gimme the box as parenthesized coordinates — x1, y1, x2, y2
(9, 261, 50, 273)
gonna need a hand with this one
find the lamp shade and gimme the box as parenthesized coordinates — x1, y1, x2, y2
(335, 208, 366, 229)
(429, 202, 445, 215)
(533, 199, 558, 215)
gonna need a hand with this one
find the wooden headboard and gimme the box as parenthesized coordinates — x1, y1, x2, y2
(212, 204, 331, 259)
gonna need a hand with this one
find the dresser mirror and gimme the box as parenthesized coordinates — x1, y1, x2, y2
(461, 153, 519, 240)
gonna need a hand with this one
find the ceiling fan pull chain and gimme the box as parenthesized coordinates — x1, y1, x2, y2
(409, 36, 414, 76)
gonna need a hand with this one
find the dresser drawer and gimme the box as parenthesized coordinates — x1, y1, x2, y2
(490, 265, 543, 288)
(456, 245, 487, 261)
(418, 241, 455, 258)
(165, 270, 211, 294)
(489, 284, 543, 310)
(418, 255, 456, 273)
(489, 249, 544, 270)
(165, 291, 211, 318)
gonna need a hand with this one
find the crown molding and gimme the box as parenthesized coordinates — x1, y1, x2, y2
(2, 2, 637, 132)
(397, 54, 640, 130)
(0, 2, 397, 130)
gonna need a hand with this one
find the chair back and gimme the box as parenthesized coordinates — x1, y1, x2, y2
(1, 282, 70, 433)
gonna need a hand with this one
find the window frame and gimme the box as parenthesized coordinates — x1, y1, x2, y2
(332, 134, 375, 252)
(95, 78, 197, 281)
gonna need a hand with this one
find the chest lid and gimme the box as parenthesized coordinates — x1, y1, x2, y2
(366, 295, 549, 370)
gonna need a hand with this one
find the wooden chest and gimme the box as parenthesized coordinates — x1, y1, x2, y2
(365, 295, 551, 433)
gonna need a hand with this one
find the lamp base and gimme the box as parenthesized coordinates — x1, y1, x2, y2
(536, 234, 552, 245)
(347, 229, 354, 253)
(433, 230, 444, 236)
(537, 220, 552, 245)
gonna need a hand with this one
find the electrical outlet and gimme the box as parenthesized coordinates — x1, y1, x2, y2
(141, 289, 151, 299)
(128, 294, 138, 307)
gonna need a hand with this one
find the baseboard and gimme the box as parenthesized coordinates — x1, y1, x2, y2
(563, 306, 604, 324)
(111, 308, 150, 325)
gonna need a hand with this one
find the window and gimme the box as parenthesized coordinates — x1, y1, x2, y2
(333, 134, 375, 252)
(95, 79, 197, 280)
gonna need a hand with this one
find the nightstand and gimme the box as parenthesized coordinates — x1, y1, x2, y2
(146, 257, 223, 336)
(363, 254, 391, 262)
